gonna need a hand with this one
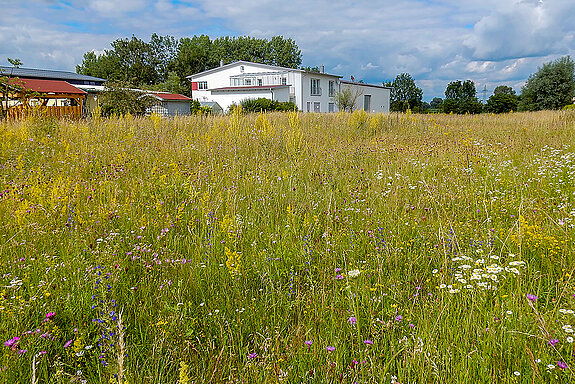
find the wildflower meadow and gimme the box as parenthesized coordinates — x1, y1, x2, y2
(1, 110, 575, 383)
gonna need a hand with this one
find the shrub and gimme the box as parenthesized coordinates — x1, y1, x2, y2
(239, 98, 296, 113)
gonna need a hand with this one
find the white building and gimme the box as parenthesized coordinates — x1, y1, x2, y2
(186, 61, 390, 113)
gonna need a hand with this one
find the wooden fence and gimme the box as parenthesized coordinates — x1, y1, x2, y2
(6, 105, 83, 119)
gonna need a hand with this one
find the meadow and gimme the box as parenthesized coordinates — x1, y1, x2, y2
(1, 109, 574, 383)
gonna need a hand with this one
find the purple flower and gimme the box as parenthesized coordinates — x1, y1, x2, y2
(363, 339, 373, 345)
(526, 294, 538, 302)
(326, 346, 335, 352)
(548, 338, 559, 347)
(557, 361, 569, 370)
(335, 268, 342, 273)
(45, 312, 55, 319)
(248, 353, 257, 359)
(348, 316, 357, 325)
(395, 315, 403, 322)
(335, 274, 343, 280)
(17, 349, 27, 355)
(64, 339, 73, 348)
(409, 323, 415, 328)
(305, 340, 313, 347)
(4, 337, 20, 348)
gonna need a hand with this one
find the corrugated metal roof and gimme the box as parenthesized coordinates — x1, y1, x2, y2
(151, 93, 191, 101)
(0, 66, 105, 83)
(11, 78, 87, 95)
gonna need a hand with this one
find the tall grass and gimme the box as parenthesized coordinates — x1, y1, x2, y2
(0, 110, 574, 383)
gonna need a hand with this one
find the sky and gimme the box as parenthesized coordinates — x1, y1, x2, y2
(1, 0, 574, 100)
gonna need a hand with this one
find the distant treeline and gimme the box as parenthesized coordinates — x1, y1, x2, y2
(76, 34, 302, 95)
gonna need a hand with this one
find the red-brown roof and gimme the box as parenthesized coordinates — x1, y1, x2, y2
(151, 93, 191, 101)
(10, 78, 86, 95)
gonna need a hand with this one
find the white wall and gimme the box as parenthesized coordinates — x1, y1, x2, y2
(188, 61, 390, 113)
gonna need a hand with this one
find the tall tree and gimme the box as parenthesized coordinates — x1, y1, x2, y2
(78, 34, 302, 93)
(486, 85, 518, 113)
(384, 73, 423, 112)
(519, 56, 575, 111)
(443, 80, 482, 114)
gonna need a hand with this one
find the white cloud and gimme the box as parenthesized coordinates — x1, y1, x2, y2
(1, 0, 575, 99)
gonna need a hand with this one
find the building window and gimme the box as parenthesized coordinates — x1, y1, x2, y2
(282, 77, 287, 85)
(245, 79, 252, 86)
(306, 102, 311, 112)
(258, 78, 263, 86)
(328, 102, 335, 112)
(329, 81, 335, 97)
(198, 81, 208, 90)
(363, 95, 371, 112)
(310, 78, 321, 96)
(314, 102, 320, 112)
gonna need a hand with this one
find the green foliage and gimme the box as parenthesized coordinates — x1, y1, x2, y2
(190, 100, 213, 115)
(239, 98, 296, 112)
(519, 56, 575, 111)
(384, 73, 423, 112)
(486, 92, 519, 114)
(98, 81, 154, 116)
(428, 97, 443, 112)
(493, 85, 516, 96)
(334, 86, 362, 112)
(443, 80, 483, 114)
(78, 34, 302, 93)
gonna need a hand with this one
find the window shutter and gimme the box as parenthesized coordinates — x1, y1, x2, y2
(191, 82, 198, 91)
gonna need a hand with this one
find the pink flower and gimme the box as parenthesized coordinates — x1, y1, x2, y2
(326, 346, 335, 352)
(248, 352, 257, 359)
(395, 315, 402, 321)
(526, 294, 538, 302)
(557, 361, 569, 370)
(335, 274, 343, 280)
(305, 340, 313, 347)
(64, 339, 73, 348)
(348, 316, 357, 325)
(548, 338, 559, 347)
(363, 339, 373, 345)
(4, 337, 20, 348)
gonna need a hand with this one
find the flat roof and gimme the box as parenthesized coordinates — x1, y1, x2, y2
(340, 80, 391, 89)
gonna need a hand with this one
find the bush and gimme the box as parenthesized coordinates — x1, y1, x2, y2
(239, 98, 296, 113)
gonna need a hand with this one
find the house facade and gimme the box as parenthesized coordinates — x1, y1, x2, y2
(186, 61, 390, 113)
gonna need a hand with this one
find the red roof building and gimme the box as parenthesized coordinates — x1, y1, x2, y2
(150, 93, 191, 101)
(10, 78, 87, 95)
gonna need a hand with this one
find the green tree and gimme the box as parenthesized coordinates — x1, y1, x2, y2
(384, 73, 423, 112)
(519, 56, 575, 111)
(493, 85, 516, 96)
(1, 58, 23, 118)
(429, 97, 443, 111)
(443, 80, 482, 114)
(98, 81, 154, 116)
(486, 86, 518, 113)
(334, 86, 363, 112)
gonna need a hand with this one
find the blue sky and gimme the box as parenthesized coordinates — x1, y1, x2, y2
(2, 0, 574, 100)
